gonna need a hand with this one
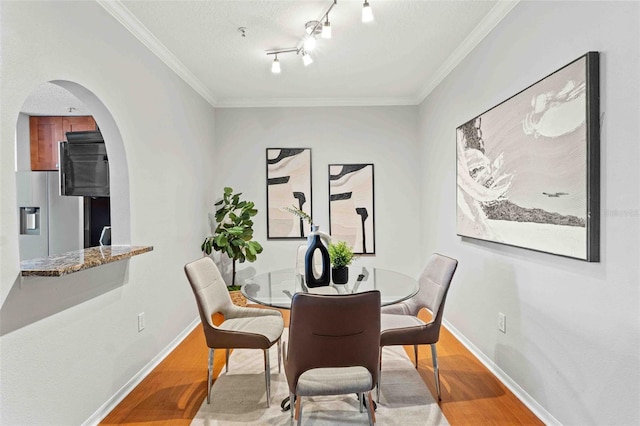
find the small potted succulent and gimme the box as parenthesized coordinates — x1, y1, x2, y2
(328, 241, 355, 284)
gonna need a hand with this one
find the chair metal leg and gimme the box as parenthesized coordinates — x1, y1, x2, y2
(414, 344, 419, 369)
(263, 349, 271, 407)
(290, 392, 295, 418)
(207, 348, 214, 404)
(431, 344, 441, 401)
(376, 349, 382, 403)
(366, 391, 376, 425)
(277, 339, 282, 374)
(296, 396, 303, 426)
(225, 348, 230, 373)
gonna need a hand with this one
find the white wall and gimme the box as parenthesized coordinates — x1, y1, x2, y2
(0, 2, 217, 425)
(213, 107, 422, 282)
(3, 1, 638, 425)
(418, 1, 639, 425)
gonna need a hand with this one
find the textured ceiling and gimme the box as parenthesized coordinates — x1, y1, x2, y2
(110, 0, 511, 106)
(22, 1, 517, 111)
(20, 83, 92, 116)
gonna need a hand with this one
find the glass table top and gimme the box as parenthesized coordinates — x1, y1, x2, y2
(241, 267, 418, 309)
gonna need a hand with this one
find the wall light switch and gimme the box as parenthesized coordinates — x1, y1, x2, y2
(498, 313, 506, 334)
(138, 312, 145, 332)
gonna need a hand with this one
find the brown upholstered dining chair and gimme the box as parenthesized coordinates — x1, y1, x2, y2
(284, 291, 381, 426)
(379, 253, 458, 401)
(184, 256, 284, 407)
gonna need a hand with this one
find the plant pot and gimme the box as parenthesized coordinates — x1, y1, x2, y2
(229, 290, 247, 307)
(332, 266, 349, 284)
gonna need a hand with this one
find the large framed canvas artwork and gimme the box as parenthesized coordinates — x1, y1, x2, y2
(456, 52, 600, 261)
(266, 148, 312, 239)
(329, 164, 375, 254)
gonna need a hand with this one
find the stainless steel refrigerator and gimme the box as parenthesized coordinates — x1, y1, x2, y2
(17, 171, 99, 260)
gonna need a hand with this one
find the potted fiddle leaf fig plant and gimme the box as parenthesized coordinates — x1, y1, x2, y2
(328, 241, 354, 284)
(201, 187, 263, 292)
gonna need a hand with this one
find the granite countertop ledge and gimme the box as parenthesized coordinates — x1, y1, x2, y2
(21, 245, 153, 277)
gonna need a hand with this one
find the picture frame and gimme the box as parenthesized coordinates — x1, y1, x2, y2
(266, 148, 312, 239)
(456, 52, 599, 261)
(328, 163, 375, 254)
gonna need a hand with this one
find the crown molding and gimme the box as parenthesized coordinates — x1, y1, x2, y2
(414, 0, 520, 105)
(215, 96, 418, 108)
(96, 0, 218, 107)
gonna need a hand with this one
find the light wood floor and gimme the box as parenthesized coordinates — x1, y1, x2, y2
(100, 309, 543, 425)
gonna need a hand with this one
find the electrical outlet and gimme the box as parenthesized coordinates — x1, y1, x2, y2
(138, 312, 145, 332)
(498, 312, 506, 334)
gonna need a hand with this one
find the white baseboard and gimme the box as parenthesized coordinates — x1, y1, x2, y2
(443, 319, 561, 426)
(82, 318, 201, 426)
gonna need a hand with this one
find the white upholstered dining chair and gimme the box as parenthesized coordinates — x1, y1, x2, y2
(184, 256, 284, 407)
(379, 253, 458, 401)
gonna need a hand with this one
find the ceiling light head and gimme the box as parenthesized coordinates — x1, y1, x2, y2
(302, 51, 313, 67)
(362, 0, 374, 23)
(303, 35, 317, 52)
(271, 56, 281, 74)
(321, 17, 332, 39)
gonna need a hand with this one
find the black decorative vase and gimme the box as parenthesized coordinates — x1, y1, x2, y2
(305, 225, 330, 288)
(332, 267, 349, 284)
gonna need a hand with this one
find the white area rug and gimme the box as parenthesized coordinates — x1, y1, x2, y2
(191, 334, 449, 425)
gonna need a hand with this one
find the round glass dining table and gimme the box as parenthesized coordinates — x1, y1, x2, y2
(241, 266, 418, 309)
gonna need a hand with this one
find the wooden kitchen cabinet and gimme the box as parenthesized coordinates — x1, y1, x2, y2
(29, 115, 96, 171)
(62, 116, 97, 133)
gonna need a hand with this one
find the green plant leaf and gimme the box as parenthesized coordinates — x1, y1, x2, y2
(246, 243, 257, 256)
(247, 241, 263, 254)
(215, 234, 228, 247)
(228, 226, 244, 236)
(204, 239, 213, 255)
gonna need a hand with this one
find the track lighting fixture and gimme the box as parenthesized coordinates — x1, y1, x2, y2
(322, 15, 332, 39)
(271, 55, 281, 74)
(266, 0, 375, 73)
(302, 51, 313, 67)
(303, 35, 317, 52)
(362, 0, 374, 23)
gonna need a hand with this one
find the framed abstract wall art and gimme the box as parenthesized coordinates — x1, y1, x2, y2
(329, 164, 375, 254)
(456, 52, 599, 261)
(266, 148, 312, 239)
